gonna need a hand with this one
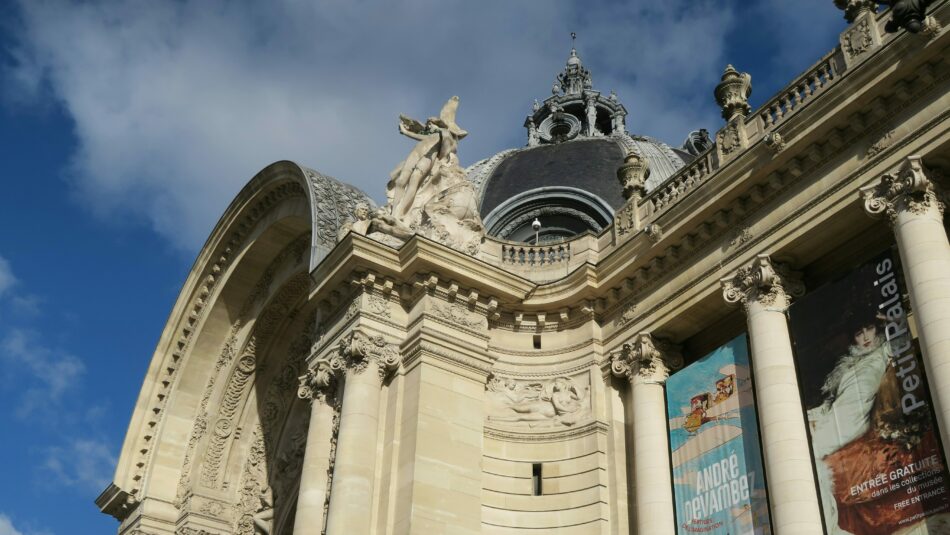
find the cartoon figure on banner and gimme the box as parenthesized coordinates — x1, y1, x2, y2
(666, 337, 772, 535)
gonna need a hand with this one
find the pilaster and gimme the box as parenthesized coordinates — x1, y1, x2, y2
(389, 291, 493, 535)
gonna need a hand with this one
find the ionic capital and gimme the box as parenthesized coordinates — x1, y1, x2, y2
(297, 354, 345, 405)
(338, 329, 400, 383)
(610, 333, 682, 386)
(862, 156, 945, 223)
(721, 254, 804, 310)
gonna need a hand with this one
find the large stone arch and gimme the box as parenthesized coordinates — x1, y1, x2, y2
(97, 161, 373, 534)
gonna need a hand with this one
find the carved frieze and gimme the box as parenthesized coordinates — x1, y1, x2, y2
(866, 130, 896, 158)
(236, 428, 270, 535)
(200, 341, 257, 489)
(430, 301, 483, 329)
(486, 374, 592, 428)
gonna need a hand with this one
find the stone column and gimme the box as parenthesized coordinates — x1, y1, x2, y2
(862, 155, 950, 455)
(324, 330, 399, 535)
(610, 333, 682, 535)
(294, 355, 344, 534)
(721, 255, 823, 534)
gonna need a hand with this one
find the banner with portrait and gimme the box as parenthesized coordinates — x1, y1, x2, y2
(788, 250, 950, 534)
(667, 335, 772, 534)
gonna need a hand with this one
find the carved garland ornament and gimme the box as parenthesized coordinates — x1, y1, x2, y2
(843, 18, 875, 58)
(610, 333, 683, 385)
(720, 254, 805, 309)
(431, 301, 483, 329)
(862, 155, 945, 223)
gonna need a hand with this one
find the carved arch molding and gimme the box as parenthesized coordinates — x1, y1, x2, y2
(102, 161, 372, 532)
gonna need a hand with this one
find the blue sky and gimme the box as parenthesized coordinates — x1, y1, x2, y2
(0, 1, 847, 533)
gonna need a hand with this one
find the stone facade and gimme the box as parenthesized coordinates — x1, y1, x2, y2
(99, 3, 950, 534)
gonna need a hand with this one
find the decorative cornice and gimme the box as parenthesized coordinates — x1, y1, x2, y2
(338, 329, 400, 382)
(484, 420, 608, 443)
(862, 155, 945, 222)
(609, 333, 682, 385)
(721, 254, 805, 310)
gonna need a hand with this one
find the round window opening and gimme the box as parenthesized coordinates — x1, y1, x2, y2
(482, 187, 614, 244)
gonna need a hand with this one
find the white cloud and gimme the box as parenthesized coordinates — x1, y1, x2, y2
(7, 0, 741, 251)
(43, 438, 116, 492)
(0, 257, 15, 297)
(1, 329, 85, 418)
(0, 515, 23, 535)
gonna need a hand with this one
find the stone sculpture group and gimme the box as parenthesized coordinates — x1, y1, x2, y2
(339, 96, 485, 254)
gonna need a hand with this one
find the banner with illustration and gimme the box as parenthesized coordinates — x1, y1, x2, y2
(788, 250, 950, 534)
(667, 335, 772, 534)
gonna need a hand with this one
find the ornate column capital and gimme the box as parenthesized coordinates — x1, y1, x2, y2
(721, 254, 805, 310)
(834, 0, 878, 23)
(338, 330, 400, 382)
(297, 354, 345, 405)
(862, 155, 945, 223)
(610, 333, 683, 386)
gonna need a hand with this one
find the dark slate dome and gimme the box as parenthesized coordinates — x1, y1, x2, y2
(467, 134, 686, 243)
(465, 42, 691, 244)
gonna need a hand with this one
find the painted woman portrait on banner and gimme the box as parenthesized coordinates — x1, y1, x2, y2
(788, 250, 950, 534)
(666, 335, 772, 534)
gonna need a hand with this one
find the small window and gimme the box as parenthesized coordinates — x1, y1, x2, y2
(532, 463, 543, 496)
(533, 335, 541, 349)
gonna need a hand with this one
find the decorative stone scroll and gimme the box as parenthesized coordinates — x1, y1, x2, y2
(610, 333, 683, 385)
(862, 155, 945, 223)
(338, 330, 400, 382)
(720, 254, 805, 310)
(297, 354, 346, 405)
(486, 374, 592, 428)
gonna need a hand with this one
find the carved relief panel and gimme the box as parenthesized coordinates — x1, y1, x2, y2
(486, 372, 592, 429)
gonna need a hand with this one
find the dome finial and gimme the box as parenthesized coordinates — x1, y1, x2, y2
(567, 32, 581, 67)
(557, 32, 590, 95)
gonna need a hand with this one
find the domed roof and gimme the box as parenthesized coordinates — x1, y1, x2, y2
(466, 134, 685, 242)
(466, 38, 692, 243)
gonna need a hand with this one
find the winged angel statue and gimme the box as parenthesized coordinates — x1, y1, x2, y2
(338, 96, 485, 254)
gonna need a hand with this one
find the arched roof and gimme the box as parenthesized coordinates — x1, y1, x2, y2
(99, 160, 372, 521)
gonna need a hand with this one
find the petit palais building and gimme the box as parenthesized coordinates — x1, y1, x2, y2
(97, 3, 950, 534)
